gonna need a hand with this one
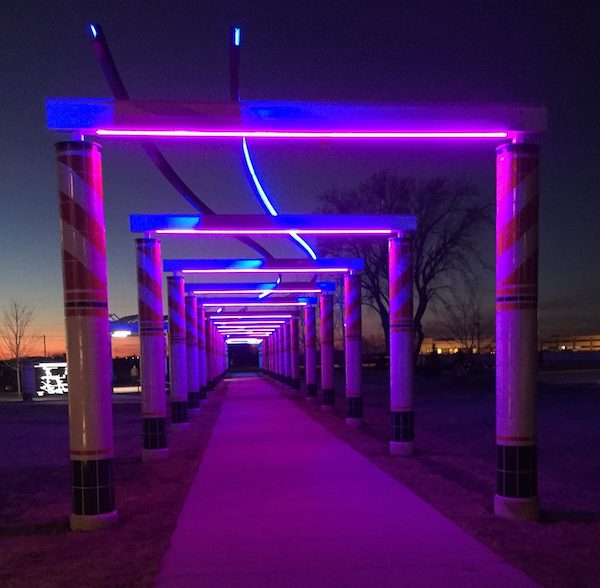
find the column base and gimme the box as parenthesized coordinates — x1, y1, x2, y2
(291, 378, 300, 389)
(306, 384, 317, 398)
(345, 417, 363, 427)
(494, 495, 540, 520)
(70, 510, 118, 532)
(142, 447, 170, 462)
(389, 440, 414, 456)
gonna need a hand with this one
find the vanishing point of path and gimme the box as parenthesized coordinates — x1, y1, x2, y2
(156, 375, 537, 587)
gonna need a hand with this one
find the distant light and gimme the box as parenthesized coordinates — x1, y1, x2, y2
(112, 330, 132, 338)
(97, 129, 509, 140)
(216, 307, 223, 313)
(89, 24, 98, 38)
(234, 27, 241, 47)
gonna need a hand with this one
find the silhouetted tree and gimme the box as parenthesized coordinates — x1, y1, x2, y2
(0, 301, 36, 399)
(316, 171, 491, 361)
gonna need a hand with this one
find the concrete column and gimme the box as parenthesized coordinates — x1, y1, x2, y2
(56, 140, 117, 531)
(304, 304, 317, 399)
(290, 316, 300, 389)
(205, 318, 213, 389)
(494, 142, 540, 520)
(389, 234, 414, 456)
(320, 291, 335, 410)
(185, 295, 200, 414)
(167, 275, 188, 428)
(281, 323, 289, 384)
(198, 306, 208, 401)
(136, 237, 168, 461)
(274, 329, 281, 380)
(344, 272, 363, 425)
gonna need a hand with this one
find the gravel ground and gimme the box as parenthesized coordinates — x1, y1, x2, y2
(1, 372, 599, 587)
(0, 385, 227, 588)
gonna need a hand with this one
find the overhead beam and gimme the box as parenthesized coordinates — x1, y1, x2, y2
(130, 214, 415, 234)
(47, 98, 547, 136)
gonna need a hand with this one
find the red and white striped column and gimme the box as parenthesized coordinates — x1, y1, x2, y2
(290, 315, 300, 389)
(320, 291, 335, 410)
(389, 234, 414, 455)
(56, 141, 117, 531)
(167, 275, 188, 427)
(344, 272, 363, 425)
(185, 295, 201, 414)
(198, 306, 208, 401)
(304, 304, 317, 399)
(283, 322, 291, 385)
(205, 318, 213, 389)
(495, 142, 540, 520)
(136, 237, 168, 461)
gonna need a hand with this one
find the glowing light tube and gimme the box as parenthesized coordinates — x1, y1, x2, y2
(97, 129, 509, 139)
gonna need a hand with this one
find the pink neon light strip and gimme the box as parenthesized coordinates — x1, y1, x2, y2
(96, 129, 508, 139)
(157, 229, 392, 235)
(183, 268, 349, 274)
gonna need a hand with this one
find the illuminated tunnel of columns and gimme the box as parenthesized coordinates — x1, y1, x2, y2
(50, 24, 545, 532)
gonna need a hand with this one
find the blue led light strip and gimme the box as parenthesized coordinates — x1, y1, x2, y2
(242, 138, 318, 260)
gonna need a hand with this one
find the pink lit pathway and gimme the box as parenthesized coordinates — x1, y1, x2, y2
(156, 375, 537, 587)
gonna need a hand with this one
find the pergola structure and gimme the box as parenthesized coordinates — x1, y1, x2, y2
(48, 24, 545, 532)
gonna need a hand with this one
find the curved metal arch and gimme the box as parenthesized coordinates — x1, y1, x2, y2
(88, 23, 274, 260)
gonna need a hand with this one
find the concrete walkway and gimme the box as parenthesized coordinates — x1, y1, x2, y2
(156, 375, 537, 587)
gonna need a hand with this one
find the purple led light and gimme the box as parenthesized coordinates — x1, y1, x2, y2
(96, 129, 509, 139)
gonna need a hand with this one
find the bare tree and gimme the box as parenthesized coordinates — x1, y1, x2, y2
(441, 282, 492, 353)
(0, 301, 37, 399)
(316, 171, 491, 362)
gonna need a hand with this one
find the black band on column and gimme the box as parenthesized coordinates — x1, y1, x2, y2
(291, 378, 300, 389)
(391, 410, 414, 441)
(143, 417, 167, 450)
(171, 400, 188, 423)
(199, 386, 207, 400)
(497, 444, 537, 498)
(322, 388, 335, 406)
(188, 391, 200, 409)
(347, 397, 363, 418)
(72, 458, 115, 516)
(306, 384, 317, 397)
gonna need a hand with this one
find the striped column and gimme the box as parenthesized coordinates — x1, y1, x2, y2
(167, 275, 188, 427)
(283, 323, 291, 385)
(344, 272, 363, 425)
(320, 291, 335, 410)
(274, 329, 281, 380)
(56, 141, 117, 531)
(494, 142, 540, 520)
(136, 237, 168, 461)
(304, 304, 317, 399)
(290, 316, 300, 389)
(205, 318, 213, 389)
(198, 306, 208, 401)
(389, 234, 414, 456)
(185, 295, 201, 414)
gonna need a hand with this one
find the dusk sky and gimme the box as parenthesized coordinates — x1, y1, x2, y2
(2, 1, 599, 355)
